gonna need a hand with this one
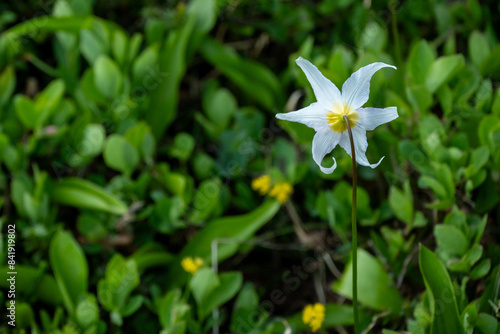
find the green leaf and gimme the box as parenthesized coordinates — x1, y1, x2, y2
(201, 37, 282, 111)
(419, 245, 464, 334)
(389, 182, 413, 225)
(0, 65, 15, 107)
(124, 121, 156, 160)
(188, 178, 221, 223)
(333, 249, 403, 312)
(465, 146, 489, 177)
(14, 95, 37, 129)
(203, 87, 237, 129)
(470, 259, 491, 280)
(49, 230, 88, 316)
(468, 31, 490, 68)
(97, 254, 139, 314)
(190, 268, 220, 311)
(112, 29, 128, 68)
(147, 0, 216, 139)
(33, 79, 65, 129)
(425, 55, 464, 93)
(169, 132, 195, 162)
(76, 294, 100, 329)
(103, 134, 139, 175)
(158, 289, 190, 332)
(200, 271, 242, 319)
(475, 313, 499, 334)
(434, 224, 469, 258)
(408, 40, 435, 85)
(80, 29, 105, 64)
(93, 55, 123, 98)
(51, 177, 128, 215)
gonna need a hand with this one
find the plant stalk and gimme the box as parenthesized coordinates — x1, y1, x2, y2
(344, 116, 359, 334)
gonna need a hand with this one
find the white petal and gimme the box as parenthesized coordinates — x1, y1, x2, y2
(357, 107, 398, 131)
(296, 57, 342, 109)
(339, 126, 383, 168)
(276, 102, 328, 131)
(341, 62, 396, 110)
(312, 130, 342, 174)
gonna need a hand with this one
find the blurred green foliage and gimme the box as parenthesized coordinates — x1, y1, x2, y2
(0, 0, 499, 333)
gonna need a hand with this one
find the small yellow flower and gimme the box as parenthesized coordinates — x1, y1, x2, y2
(181, 257, 203, 274)
(251, 175, 271, 195)
(302, 303, 325, 332)
(269, 182, 293, 203)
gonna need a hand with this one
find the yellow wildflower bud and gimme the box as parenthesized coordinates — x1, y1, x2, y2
(302, 303, 325, 332)
(181, 257, 203, 274)
(251, 175, 271, 195)
(269, 182, 293, 203)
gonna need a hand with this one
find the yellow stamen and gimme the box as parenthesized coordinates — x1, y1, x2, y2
(327, 103, 359, 132)
(181, 257, 204, 274)
(251, 175, 271, 195)
(269, 183, 293, 204)
(302, 303, 325, 332)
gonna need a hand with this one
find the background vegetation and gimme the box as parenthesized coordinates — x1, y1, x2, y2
(0, 0, 499, 333)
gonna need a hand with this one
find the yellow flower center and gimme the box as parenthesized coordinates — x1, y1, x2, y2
(327, 103, 359, 132)
(269, 183, 293, 204)
(251, 175, 271, 195)
(181, 257, 204, 274)
(302, 303, 325, 332)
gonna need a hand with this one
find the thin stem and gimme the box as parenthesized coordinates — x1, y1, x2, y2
(344, 116, 359, 334)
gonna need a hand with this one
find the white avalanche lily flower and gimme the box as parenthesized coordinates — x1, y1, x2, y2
(276, 57, 398, 174)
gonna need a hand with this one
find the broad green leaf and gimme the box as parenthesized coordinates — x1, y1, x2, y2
(14, 95, 37, 129)
(425, 55, 464, 93)
(480, 44, 500, 78)
(50, 177, 128, 215)
(468, 31, 490, 68)
(97, 254, 139, 313)
(419, 245, 464, 334)
(333, 249, 403, 312)
(76, 294, 99, 329)
(80, 29, 105, 64)
(465, 146, 489, 177)
(475, 313, 499, 334)
(49, 230, 88, 316)
(188, 178, 221, 223)
(203, 88, 237, 129)
(124, 121, 156, 160)
(190, 268, 219, 311)
(33, 79, 65, 129)
(132, 43, 159, 85)
(408, 40, 435, 85)
(434, 224, 469, 258)
(93, 55, 123, 98)
(103, 134, 139, 175)
(169, 132, 195, 162)
(158, 289, 190, 332)
(389, 182, 413, 225)
(112, 29, 128, 68)
(129, 243, 174, 273)
(200, 271, 242, 319)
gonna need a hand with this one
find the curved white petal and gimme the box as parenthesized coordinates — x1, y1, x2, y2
(276, 102, 328, 131)
(339, 126, 383, 168)
(296, 57, 342, 109)
(312, 130, 342, 174)
(357, 107, 398, 131)
(341, 62, 396, 110)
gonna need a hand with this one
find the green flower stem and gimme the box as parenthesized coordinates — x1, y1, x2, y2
(344, 116, 359, 334)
